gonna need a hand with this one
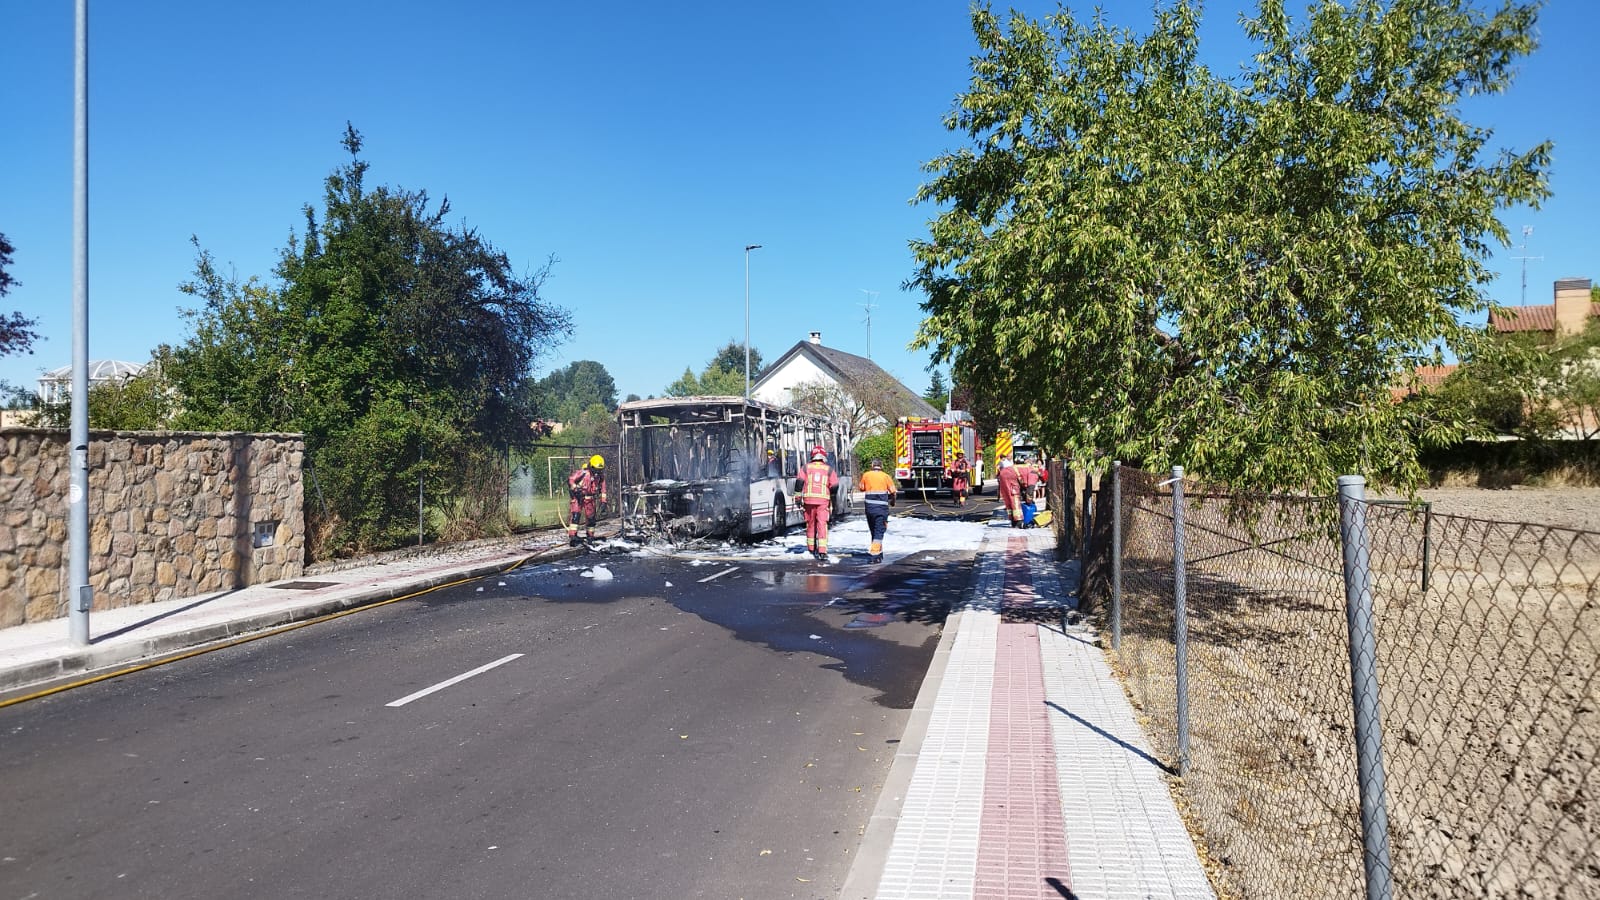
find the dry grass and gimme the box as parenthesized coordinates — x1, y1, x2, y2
(1101, 491, 1600, 900)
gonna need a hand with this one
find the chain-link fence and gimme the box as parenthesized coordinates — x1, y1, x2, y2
(1086, 464, 1600, 899)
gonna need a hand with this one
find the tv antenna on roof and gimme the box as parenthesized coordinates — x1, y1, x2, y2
(859, 289, 879, 358)
(1511, 226, 1543, 306)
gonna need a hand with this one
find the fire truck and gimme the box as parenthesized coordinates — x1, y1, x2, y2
(894, 412, 983, 496)
(993, 429, 1040, 465)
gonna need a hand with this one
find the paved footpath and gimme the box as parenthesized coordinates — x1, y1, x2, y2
(845, 525, 1215, 900)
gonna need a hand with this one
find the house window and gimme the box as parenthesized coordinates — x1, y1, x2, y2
(252, 521, 278, 549)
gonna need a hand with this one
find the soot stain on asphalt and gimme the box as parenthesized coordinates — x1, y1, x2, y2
(415, 549, 979, 709)
(659, 552, 977, 709)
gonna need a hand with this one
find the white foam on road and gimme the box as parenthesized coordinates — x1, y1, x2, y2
(613, 513, 996, 563)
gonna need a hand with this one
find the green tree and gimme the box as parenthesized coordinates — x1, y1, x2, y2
(34, 361, 176, 431)
(560, 401, 621, 448)
(663, 342, 764, 397)
(0, 231, 40, 359)
(911, 1, 1548, 493)
(167, 126, 571, 555)
(709, 339, 764, 380)
(533, 360, 617, 424)
(854, 430, 896, 473)
(923, 368, 949, 410)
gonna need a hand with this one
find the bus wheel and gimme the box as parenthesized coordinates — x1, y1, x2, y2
(773, 494, 788, 539)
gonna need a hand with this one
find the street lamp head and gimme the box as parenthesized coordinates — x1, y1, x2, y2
(745, 244, 762, 251)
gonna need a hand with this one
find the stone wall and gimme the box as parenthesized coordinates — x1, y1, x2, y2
(0, 429, 305, 627)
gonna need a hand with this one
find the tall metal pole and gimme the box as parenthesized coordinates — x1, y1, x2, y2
(1171, 465, 1189, 775)
(1337, 475, 1396, 900)
(68, 0, 92, 646)
(743, 244, 761, 399)
(1111, 460, 1122, 651)
(412, 398, 423, 546)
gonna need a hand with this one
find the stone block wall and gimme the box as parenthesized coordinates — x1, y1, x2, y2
(0, 429, 305, 627)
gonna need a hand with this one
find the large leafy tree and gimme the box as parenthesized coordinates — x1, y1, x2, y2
(167, 126, 571, 554)
(532, 360, 617, 424)
(709, 339, 764, 380)
(911, 0, 1548, 492)
(0, 231, 40, 360)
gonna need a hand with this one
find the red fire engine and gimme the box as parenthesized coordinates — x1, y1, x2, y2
(893, 413, 983, 496)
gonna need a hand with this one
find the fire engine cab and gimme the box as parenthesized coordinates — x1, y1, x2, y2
(894, 412, 983, 496)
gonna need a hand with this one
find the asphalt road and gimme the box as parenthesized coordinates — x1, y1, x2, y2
(0, 541, 979, 900)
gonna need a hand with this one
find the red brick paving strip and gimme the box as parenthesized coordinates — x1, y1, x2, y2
(974, 535, 1071, 898)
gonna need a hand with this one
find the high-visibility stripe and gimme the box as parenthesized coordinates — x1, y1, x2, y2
(996, 431, 1012, 459)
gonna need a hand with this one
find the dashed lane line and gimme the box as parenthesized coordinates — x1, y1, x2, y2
(385, 653, 524, 708)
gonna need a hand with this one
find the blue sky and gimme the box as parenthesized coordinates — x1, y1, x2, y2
(2, 1, 1594, 403)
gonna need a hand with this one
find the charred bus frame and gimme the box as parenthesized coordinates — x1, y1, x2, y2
(616, 396, 854, 543)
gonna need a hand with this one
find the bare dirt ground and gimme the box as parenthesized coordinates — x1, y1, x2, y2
(1412, 486, 1600, 534)
(1107, 486, 1600, 900)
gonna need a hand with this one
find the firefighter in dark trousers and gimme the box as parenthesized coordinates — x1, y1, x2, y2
(795, 446, 839, 560)
(948, 450, 971, 507)
(858, 458, 898, 562)
(567, 454, 607, 546)
(996, 456, 1024, 528)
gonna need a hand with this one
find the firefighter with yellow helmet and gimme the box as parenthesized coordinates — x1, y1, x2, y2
(567, 454, 607, 546)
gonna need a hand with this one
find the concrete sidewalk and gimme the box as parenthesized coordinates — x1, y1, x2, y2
(0, 534, 578, 700)
(0, 523, 1216, 899)
(844, 526, 1215, 899)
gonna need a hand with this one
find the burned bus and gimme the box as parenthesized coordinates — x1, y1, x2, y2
(616, 396, 854, 543)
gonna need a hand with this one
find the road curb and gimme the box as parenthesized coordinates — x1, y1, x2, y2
(837, 591, 972, 899)
(0, 544, 584, 697)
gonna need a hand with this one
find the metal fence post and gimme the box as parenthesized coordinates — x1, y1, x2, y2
(1171, 465, 1190, 775)
(1336, 475, 1396, 900)
(1111, 460, 1123, 651)
(1421, 500, 1433, 595)
(1080, 471, 1093, 560)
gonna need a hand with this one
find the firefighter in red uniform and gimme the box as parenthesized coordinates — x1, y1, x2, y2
(794, 446, 839, 560)
(948, 450, 971, 507)
(996, 456, 1024, 528)
(567, 454, 607, 546)
(1019, 455, 1041, 506)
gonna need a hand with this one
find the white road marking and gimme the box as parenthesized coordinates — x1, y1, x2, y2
(386, 654, 524, 708)
(697, 566, 740, 583)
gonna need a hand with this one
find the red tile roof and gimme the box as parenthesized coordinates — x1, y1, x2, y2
(1389, 364, 1458, 402)
(1489, 305, 1556, 332)
(1489, 302, 1600, 333)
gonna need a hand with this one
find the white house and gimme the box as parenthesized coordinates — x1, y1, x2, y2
(752, 332, 938, 428)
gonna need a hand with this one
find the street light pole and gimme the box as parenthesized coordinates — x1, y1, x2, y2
(744, 244, 761, 399)
(68, 0, 92, 646)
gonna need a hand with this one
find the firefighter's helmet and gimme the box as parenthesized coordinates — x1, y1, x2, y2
(811, 446, 827, 461)
(589, 454, 605, 470)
